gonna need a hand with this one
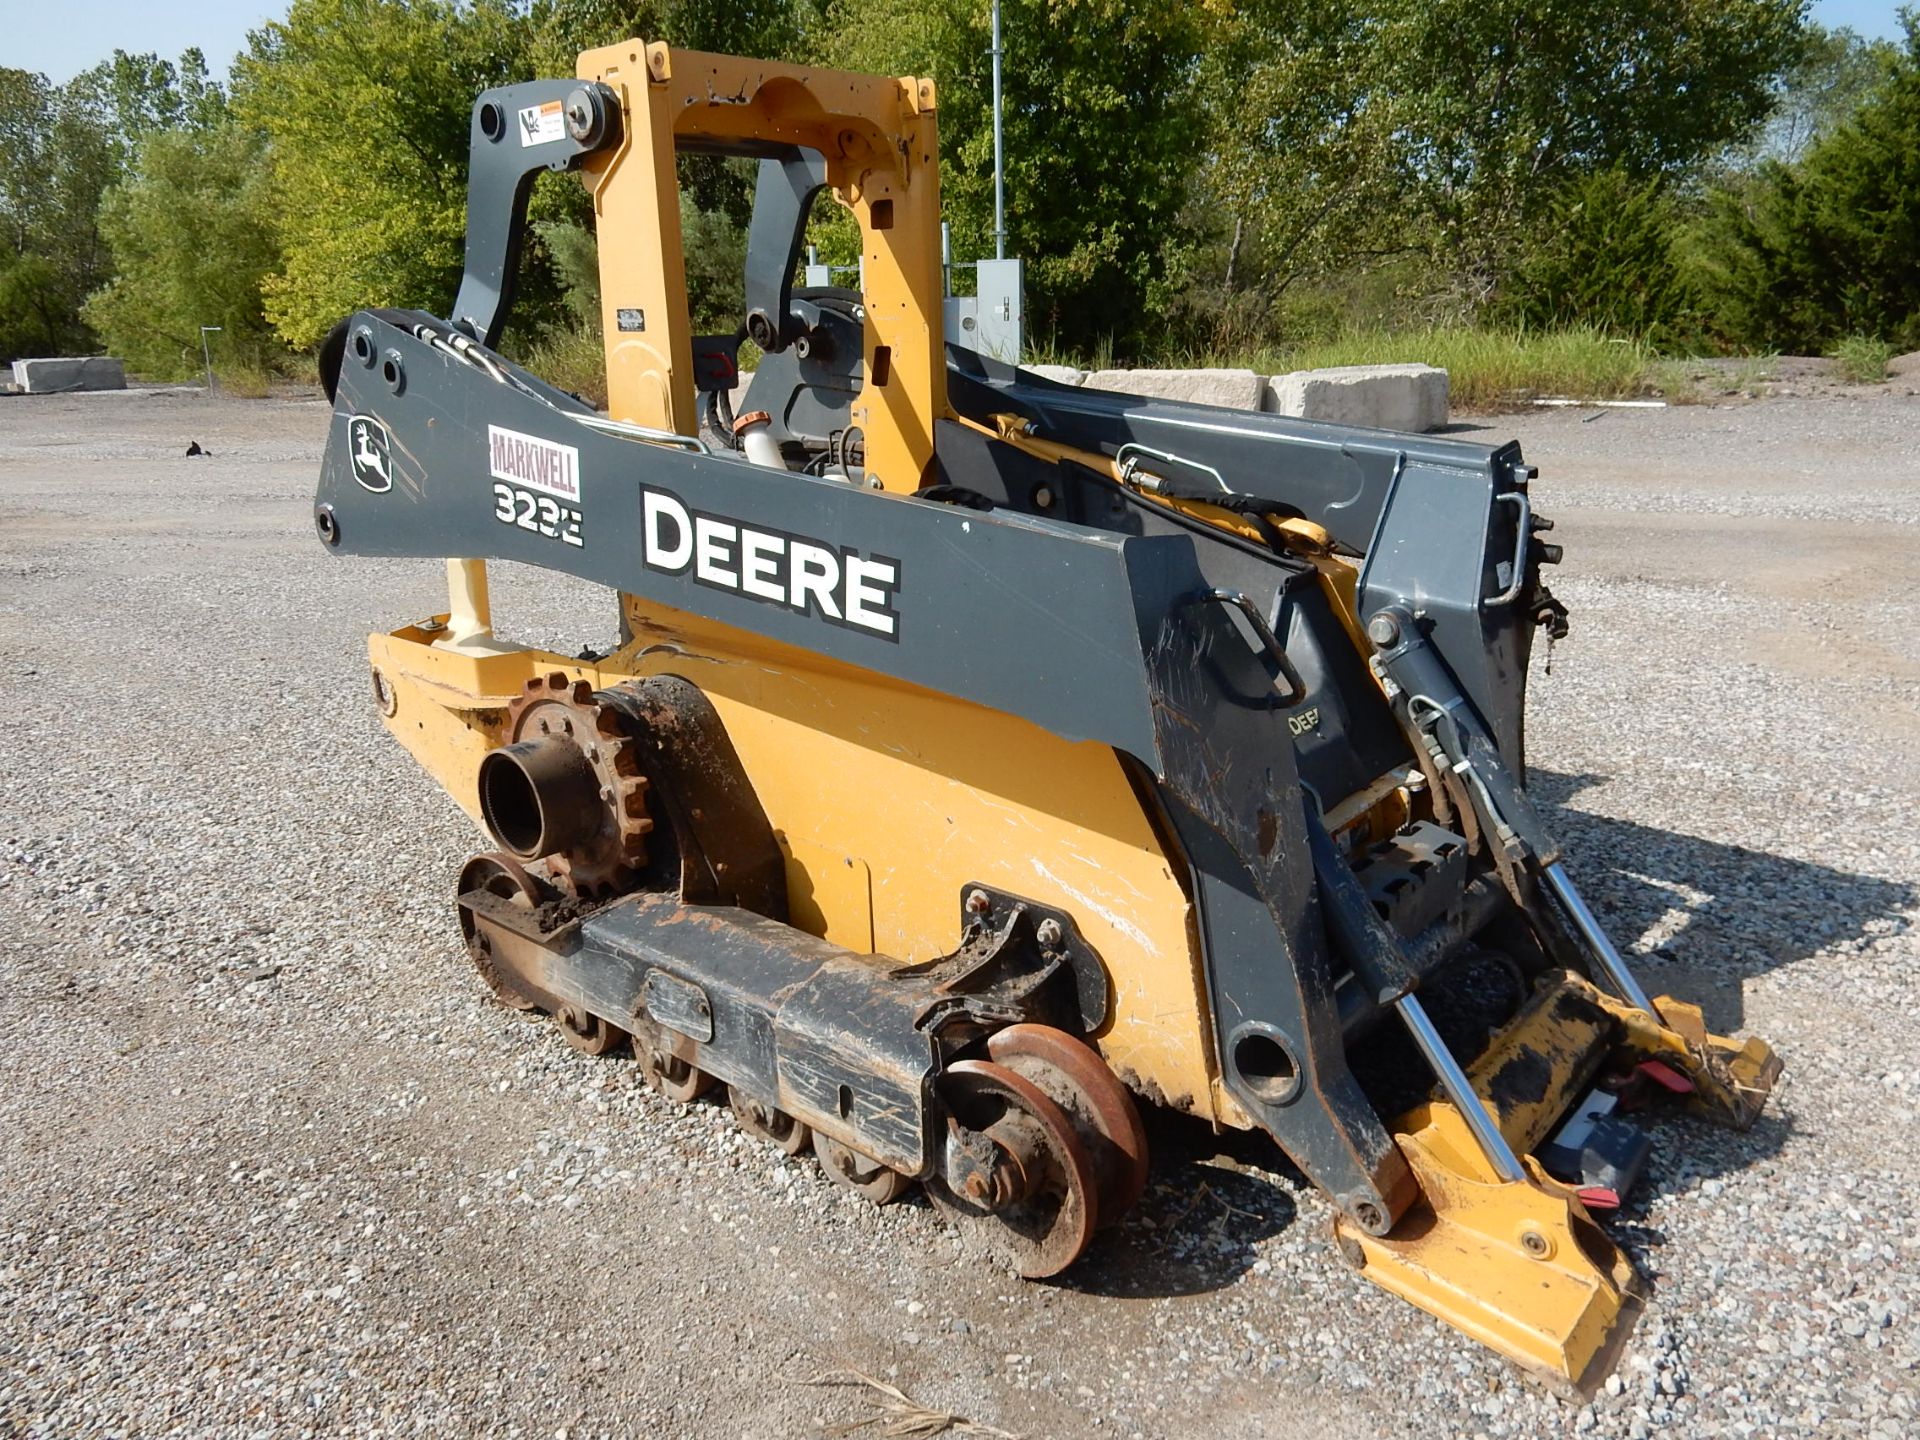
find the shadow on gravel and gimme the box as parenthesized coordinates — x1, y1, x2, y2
(1531, 768, 1916, 1032)
(1066, 1110, 1300, 1299)
(1069, 1078, 1793, 1301)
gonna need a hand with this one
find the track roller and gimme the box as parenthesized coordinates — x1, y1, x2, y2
(555, 1005, 626, 1057)
(729, 1085, 812, 1156)
(813, 1132, 913, 1204)
(631, 1016, 715, 1102)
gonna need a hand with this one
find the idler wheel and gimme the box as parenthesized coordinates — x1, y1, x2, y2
(925, 1057, 1098, 1277)
(986, 1024, 1149, 1224)
(456, 851, 544, 1012)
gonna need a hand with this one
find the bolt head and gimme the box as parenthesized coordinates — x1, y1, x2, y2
(563, 87, 602, 143)
(965, 888, 990, 915)
(1036, 918, 1064, 949)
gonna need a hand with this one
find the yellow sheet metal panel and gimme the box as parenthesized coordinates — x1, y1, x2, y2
(362, 600, 1223, 1123)
(781, 836, 875, 954)
(575, 43, 696, 435)
(1465, 973, 1616, 1157)
(610, 598, 1219, 1116)
(368, 626, 528, 825)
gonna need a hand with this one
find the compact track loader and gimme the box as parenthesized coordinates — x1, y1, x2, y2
(313, 43, 1780, 1392)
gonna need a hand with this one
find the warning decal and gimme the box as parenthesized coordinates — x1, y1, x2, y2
(517, 100, 565, 147)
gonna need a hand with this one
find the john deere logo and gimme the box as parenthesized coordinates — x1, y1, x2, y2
(347, 415, 393, 493)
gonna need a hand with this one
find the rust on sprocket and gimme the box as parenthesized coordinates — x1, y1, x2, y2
(501, 671, 654, 897)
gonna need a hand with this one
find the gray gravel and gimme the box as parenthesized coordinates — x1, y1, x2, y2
(1, 386, 1916, 1438)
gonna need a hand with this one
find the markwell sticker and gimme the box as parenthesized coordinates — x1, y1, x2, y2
(518, 100, 565, 146)
(488, 424, 581, 503)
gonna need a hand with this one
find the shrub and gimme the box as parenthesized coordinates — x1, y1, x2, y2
(1491, 169, 1700, 346)
(1688, 18, 1920, 351)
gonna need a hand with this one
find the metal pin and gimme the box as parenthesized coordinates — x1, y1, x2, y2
(1396, 992, 1527, 1184)
(1543, 861, 1660, 1016)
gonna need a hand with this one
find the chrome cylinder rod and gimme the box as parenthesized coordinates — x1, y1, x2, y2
(1544, 861, 1660, 1016)
(1395, 993, 1527, 1184)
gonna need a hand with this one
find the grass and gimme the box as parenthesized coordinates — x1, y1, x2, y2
(1830, 334, 1895, 385)
(1647, 352, 1779, 404)
(1646, 358, 1707, 405)
(214, 363, 275, 399)
(524, 323, 609, 408)
(1239, 325, 1654, 410)
(1729, 352, 1781, 391)
(518, 325, 762, 412)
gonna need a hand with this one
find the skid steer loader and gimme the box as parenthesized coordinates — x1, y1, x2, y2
(311, 42, 1780, 1392)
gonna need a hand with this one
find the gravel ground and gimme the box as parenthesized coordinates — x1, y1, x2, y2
(1, 386, 1915, 1439)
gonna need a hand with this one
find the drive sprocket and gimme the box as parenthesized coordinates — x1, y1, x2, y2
(490, 671, 653, 897)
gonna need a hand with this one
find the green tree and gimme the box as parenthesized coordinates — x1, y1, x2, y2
(1725, 23, 1900, 168)
(0, 51, 218, 358)
(0, 253, 69, 357)
(1188, 0, 1806, 333)
(1689, 13, 1920, 350)
(234, 0, 532, 349)
(1176, 0, 1407, 347)
(822, 0, 1211, 355)
(525, 0, 822, 73)
(0, 70, 58, 260)
(85, 122, 283, 379)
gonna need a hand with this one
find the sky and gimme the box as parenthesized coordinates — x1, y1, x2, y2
(2, 0, 1912, 84)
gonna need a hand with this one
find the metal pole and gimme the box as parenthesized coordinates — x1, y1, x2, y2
(1395, 993, 1527, 1183)
(199, 326, 223, 393)
(990, 0, 1005, 260)
(1543, 862, 1660, 1016)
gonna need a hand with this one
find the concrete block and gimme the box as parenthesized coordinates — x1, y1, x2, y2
(1023, 364, 1086, 387)
(1084, 367, 1265, 412)
(1264, 363, 1448, 432)
(11, 356, 127, 394)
